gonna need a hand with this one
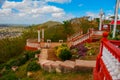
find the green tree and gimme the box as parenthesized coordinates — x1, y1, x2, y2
(63, 20, 74, 36)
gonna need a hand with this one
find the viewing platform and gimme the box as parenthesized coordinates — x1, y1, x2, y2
(25, 39, 63, 50)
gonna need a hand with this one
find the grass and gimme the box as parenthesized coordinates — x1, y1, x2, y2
(15, 61, 29, 78)
(14, 59, 93, 80)
(30, 69, 93, 80)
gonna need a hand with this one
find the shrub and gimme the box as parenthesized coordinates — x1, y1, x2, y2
(55, 44, 68, 57)
(0, 73, 18, 80)
(27, 61, 40, 72)
(55, 44, 72, 61)
(24, 50, 41, 60)
(61, 44, 68, 47)
(70, 44, 88, 57)
(34, 50, 41, 54)
(17, 55, 28, 66)
(70, 48, 78, 55)
(87, 49, 95, 56)
(5, 59, 19, 69)
(108, 31, 120, 40)
(0, 63, 5, 70)
(59, 48, 72, 61)
(2, 69, 13, 75)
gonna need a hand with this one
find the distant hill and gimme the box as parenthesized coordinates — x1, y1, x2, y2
(38, 21, 62, 28)
(0, 24, 29, 27)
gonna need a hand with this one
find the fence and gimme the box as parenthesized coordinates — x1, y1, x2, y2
(94, 32, 120, 80)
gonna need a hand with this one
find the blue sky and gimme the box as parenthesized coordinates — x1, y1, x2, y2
(0, 0, 116, 24)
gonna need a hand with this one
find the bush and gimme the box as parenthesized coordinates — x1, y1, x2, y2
(5, 59, 19, 70)
(0, 73, 18, 80)
(0, 63, 5, 70)
(24, 50, 40, 60)
(108, 31, 120, 40)
(87, 49, 95, 56)
(55, 44, 68, 57)
(70, 49, 78, 55)
(27, 61, 40, 72)
(34, 50, 41, 54)
(2, 69, 13, 75)
(0, 69, 18, 80)
(55, 44, 72, 61)
(59, 48, 72, 61)
(70, 44, 88, 57)
(17, 55, 28, 66)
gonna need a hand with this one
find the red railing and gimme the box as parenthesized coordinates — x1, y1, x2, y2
(67, 28, 104, 47)
(25, 46, 38, 51)
(94, 32, 120, 80)
(67, 30, 83, 42)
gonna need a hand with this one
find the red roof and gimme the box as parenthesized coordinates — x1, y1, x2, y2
(110, 20, 120, 25)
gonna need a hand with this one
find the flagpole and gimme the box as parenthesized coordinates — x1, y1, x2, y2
(113, 0, 119, 38)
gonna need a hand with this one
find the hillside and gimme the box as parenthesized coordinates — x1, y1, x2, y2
(27, 17, 98, 42)
(38, 21, 62, 28)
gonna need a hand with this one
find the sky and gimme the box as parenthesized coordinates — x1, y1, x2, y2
(0, 0, 116, 24)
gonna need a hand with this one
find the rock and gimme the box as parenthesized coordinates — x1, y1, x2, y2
(75, 60, 96, 71)
(60, 60, 75, 73)
(35, 54, 39, 58)
(27, 71, 33, 77)
(39, 60, 50, 68)
(51, 61, 63, 73)
(42, 61, 54, 72)
(11, 66, 18, 71)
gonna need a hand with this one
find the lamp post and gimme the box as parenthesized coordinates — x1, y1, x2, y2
(99, 9, 104, 31)
(113, 0, 119, 38)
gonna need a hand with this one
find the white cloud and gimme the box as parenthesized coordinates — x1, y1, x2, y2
(0, 0, 73, 24)
(45, 0, 71, 3)
(86, 12, 99, 18)
(52, 12, 65, 18)
(0, 8, 12, 16)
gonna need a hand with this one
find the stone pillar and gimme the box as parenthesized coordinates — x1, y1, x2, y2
(42, 28, 44, 42)
(38, 29, 40, 43)
(99, 9, 104, 31)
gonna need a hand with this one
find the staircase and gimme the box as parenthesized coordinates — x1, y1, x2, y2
(67, 28, 104, 47)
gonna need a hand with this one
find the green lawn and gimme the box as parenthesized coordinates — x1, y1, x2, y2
(15, 61, 93, 80)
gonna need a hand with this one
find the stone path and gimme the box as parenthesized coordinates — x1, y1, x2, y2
(39, 49, 48, 60)
(38, 49, 96, 73)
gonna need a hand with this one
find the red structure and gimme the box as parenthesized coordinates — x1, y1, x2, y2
(25, 46, 38, 51)
(94, 32, 120, 80)
(110, 20, 120, 25)
(101, 24, 110, 32)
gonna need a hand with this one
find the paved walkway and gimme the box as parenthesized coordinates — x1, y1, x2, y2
(39, 49, 48, 60)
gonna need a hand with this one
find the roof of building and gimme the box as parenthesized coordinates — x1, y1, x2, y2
(110, 20, 120, 25)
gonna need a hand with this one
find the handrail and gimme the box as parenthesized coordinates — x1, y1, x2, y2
(94, 32, 120, 80)
(67, 30, 83, 41)
(109, 40, 120, 46)
(72, 32, 90, 42)
(103, 40, 120, 61)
